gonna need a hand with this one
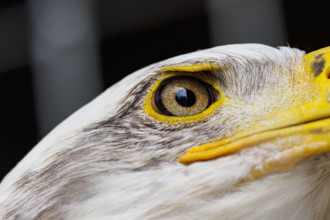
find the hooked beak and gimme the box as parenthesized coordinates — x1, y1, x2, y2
(179, 47, 330, 180)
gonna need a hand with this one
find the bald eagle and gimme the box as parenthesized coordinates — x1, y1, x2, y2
(0, 44, 329, 219)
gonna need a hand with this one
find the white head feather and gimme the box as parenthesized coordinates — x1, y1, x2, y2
(1, 44, 329, 220)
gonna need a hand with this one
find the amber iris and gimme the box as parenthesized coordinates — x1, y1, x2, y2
(152, 76, 218, 117)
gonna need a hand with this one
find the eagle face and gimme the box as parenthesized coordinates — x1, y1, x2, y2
(1, 44, 330, 219)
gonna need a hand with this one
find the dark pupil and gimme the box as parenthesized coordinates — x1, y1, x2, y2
(175, 89, 196, 107)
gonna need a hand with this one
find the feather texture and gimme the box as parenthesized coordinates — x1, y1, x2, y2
(0, 44, 329, 219)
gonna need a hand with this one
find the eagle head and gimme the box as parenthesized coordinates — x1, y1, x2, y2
(1, 44, 330, 219)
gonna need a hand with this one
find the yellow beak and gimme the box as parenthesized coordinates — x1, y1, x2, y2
(179, 47, 330, 180)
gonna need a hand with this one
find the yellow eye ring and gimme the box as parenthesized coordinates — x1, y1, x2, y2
(143, 72, 227, 124)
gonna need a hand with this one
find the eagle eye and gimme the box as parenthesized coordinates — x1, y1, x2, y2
(151, 76, 218, 117)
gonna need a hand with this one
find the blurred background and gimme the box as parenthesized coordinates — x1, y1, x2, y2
(0, 0, 329, 180)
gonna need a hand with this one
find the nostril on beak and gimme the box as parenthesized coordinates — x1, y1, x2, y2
(311, 54, 326, 78)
